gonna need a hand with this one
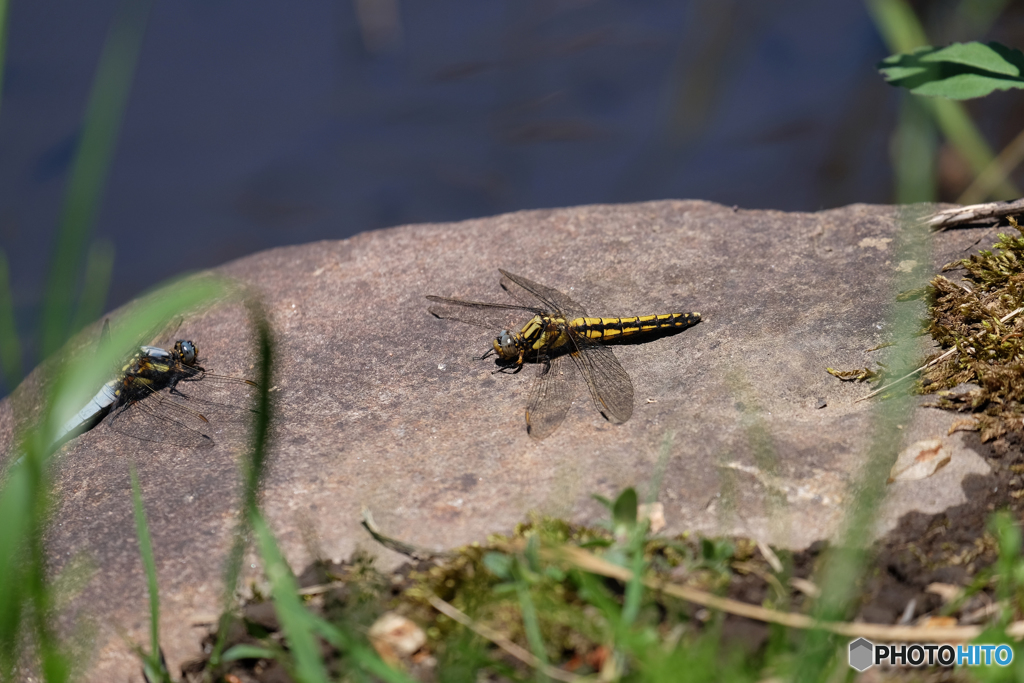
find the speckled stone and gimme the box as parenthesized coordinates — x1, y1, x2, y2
(0, 200, 999, 682)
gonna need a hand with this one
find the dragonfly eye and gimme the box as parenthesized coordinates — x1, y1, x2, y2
(493, 330, 518, 360)
(176, 340, 198, 365)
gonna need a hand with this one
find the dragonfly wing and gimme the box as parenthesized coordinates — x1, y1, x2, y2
(498, 270, 589, 318)
(106, 393, 215, 449)
(170, 371, 258, 414)
(567, 338, 634, 424)
(525, 354, 577, 439)
(426, 296, 541, 330)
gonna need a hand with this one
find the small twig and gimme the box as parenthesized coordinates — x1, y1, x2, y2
(361, 507, 453, 562)
(789, 577, 821, 599)
(296, 581, 349, 596)
(426, 594, 585, 683)
(925, 198, 1024, 231)
(548, 545, 1024, 642)
(756, 539, 783, 574)
(855, 306, 1024, 403)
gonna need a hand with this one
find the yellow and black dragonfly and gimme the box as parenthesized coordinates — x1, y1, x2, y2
(427, 270, 701, 439)
(53, 321, 257, 450)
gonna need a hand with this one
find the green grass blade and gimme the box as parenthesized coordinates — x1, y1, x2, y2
(0, 249, 23, 392)
(222, 644, 279, 662)
(953, 0, 1011, 37)
(894, 94, 937, 203)
(0, 468, 32, 678)
(220, 301, 274, 589)
(929, 97, 1019, 199)
(40, 0, 154, 356)
(70, 241, 115, 341)
(212, 302, 273, 666)
(308, 617, 417, 683)
(865, 0, 927, 53)
(129, 463, 164, 676)
(621, 537, 646, 628)
(793, 206, 933, 681)
(512, 563, 549, 683)
(251, 513, 330, 683)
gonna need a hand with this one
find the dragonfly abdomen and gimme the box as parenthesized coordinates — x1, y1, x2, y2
(571, 312, 701, 340)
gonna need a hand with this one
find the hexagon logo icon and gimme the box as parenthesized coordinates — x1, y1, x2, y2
(849, 638, 874, 671)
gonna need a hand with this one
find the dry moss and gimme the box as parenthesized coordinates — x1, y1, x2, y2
(923, 217, 1024, 441)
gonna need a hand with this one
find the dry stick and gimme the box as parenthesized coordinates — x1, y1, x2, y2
(549, 545, 1024, 643)
(855, 306, 1024, 403)
(925, 198, 1024, 231)
(426, 594, 585, 683)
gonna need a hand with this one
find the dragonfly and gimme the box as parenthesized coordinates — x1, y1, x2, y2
(51, 322, 257, 451)
(427, 269, 701, 439)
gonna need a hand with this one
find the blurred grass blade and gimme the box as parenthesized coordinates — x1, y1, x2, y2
(41, 0, 154, 357)
(222, 644, 278, 662)
(212, 299, 273, 667)
(129, 462, 165, 677)
(959, 124, 1024, 204)
(0, 249, 23, 392)
(865, 0, 927, 52)
(70, 241, 115, 341)
(241, 299, 274, 518)
(893, 95, 937, 203)
(309, 617, 417, 683)
(512, 561, 549, 682)
(953, 0, 1011, 37)
(251, 513, 330, 683)
(794, 205, 932, 680)
(0, 469, 32, 678)
(929, 98, 1019, 199)
(621, 536, 646, 628)
(222, 299, 273, 592)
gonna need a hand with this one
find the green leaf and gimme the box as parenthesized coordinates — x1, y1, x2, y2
(612, 487, 638, 529)
(483, 552, 513, 579)
(879, 42, 1024, 99)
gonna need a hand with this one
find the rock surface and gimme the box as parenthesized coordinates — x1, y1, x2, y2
(0, 200, 1001, 681)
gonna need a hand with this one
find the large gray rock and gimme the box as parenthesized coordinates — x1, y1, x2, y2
(0, 200, 997, 681)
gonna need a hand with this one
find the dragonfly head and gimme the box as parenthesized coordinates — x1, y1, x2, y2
(493, 330, 519, 361)
(174, 340, 199, 366)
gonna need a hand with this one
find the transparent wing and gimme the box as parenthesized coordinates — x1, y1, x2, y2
(498, 270, 589, 319)
(106, 369, 256, 448)
(566, 336, 634, 424)
(525, 354, 578, 440)
(426, 295, 542, 330)
(106, 391, 215, 449)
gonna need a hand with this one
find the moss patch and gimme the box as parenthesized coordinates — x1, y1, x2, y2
(923, 217, 1024, 441)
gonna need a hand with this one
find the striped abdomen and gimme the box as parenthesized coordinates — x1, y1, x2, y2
(570, 312, 701, 340)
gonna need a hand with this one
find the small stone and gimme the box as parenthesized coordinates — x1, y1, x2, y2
(369, 612, 427, 664)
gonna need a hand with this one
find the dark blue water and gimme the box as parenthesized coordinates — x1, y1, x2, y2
(0, 0, 910, 394)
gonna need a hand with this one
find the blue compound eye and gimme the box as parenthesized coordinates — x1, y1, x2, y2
(178, 341, 198, 365)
